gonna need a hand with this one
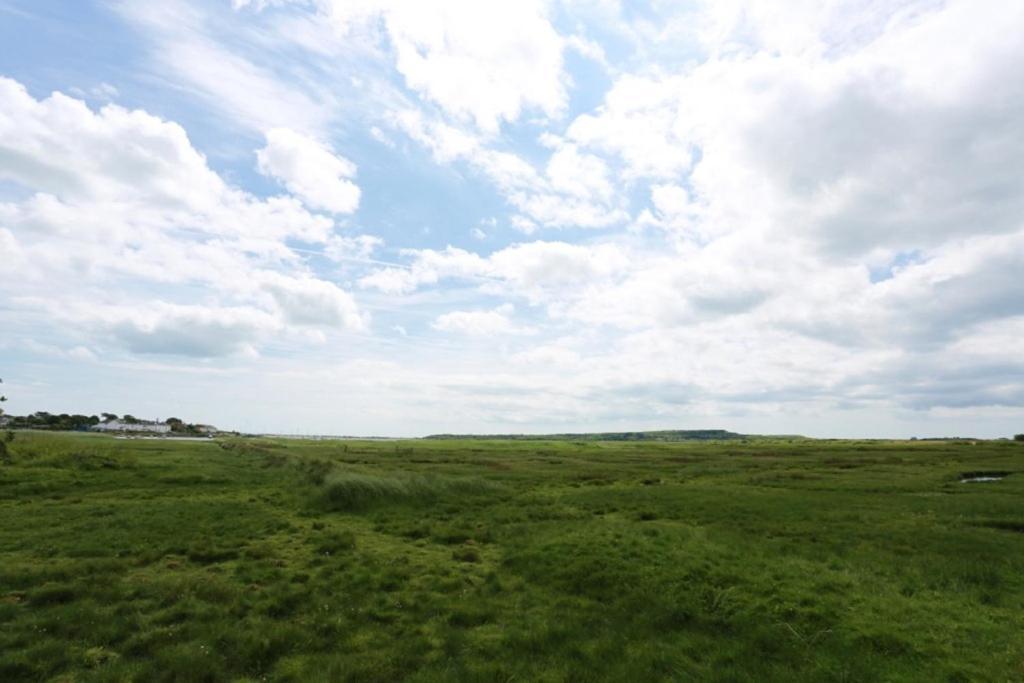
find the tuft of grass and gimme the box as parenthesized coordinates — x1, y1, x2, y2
(82, 646, 120, 668)
(28, 583, 77, 606)
(312, 530, 357, 555)
(452, 546, 481, 563)
(318, 470, 500, 511)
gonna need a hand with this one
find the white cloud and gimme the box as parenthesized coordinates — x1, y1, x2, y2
(0, 77, 368, 358)
(432, 304, 531, 336)
(369, 125, 394, 147)
(394, 109, 628, 230)
(359, 240, 627, 299)
(68, 82, 120, 102)
(324, 234, 384, 263)
(12, 340, 99, 363)
(0, 227, 26, 278)
(257, 127, 361, 214)
(326, 0, 568, 133)
(701, 0, 974, 65)
(259, 272, 368, 330)
(53, 301, 281, 358)
(544, 142, 614, 201)
(570, 0, 1024, 254)
(565, 34, 608, 65)
(510, 215, 539, 234)
(358, 246, 488, 294)
(393, 109, 481, 163)
(0, 80, 336, 247)
(67, 346, 98, 362)
(114, 1, 336, 134)
(486, 240, 626, 295)
(567, 73, 695, 180)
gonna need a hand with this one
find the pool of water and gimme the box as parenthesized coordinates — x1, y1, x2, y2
(960, 471, 1010, 483)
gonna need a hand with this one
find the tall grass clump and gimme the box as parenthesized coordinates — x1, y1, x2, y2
(319, 470, 499, 511)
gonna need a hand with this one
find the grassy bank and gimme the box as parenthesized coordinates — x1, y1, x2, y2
(1, 432, 1022, 681)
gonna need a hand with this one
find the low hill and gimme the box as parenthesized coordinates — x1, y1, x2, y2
(424, 429, 747, 441)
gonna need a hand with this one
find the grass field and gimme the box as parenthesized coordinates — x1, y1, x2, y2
(0, 432, 1022, 681)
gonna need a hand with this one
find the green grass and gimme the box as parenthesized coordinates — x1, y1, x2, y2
(319, 471, 500, 511)
(1, 432, 1022, 681)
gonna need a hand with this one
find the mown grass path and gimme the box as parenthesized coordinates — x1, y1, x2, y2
(1, 432, 1022, 681)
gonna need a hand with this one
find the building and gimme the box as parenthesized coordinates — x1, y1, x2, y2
(91, 419, 171, 434)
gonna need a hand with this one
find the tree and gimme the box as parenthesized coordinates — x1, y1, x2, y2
(101, 413, 118, 423)
(0, 379, 9, 464)
(1015, 434, 1024, 442)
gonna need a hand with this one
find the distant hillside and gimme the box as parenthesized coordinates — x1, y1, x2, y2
(424, 429, 747, 441)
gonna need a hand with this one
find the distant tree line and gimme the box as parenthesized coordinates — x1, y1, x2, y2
(2, 411, 210, 434)
(4, 412, 101, 431)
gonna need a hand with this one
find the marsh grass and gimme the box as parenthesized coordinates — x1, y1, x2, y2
(0, 432, 1022, 681)
(318, 470, 502, 511)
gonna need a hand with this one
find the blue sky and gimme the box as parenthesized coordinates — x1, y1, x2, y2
(1, 0, 1023, 437)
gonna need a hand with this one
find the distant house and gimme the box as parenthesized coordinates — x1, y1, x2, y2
(92, 419, 171, 434)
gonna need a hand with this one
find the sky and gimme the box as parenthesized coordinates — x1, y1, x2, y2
(1, 0, 1022, 437)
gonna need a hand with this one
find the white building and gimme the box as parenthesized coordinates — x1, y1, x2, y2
(92, 420, 171, 434)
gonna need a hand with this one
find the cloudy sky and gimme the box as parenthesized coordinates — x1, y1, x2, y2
(1, 0, 1022, 437)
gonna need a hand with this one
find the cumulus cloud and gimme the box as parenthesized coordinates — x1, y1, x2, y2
(0, 77, 368, 358)
(257, 128, 361, 214)
(259, 272, 368, 330)
(359, 240, 627, 299)
(567, 74, 697, 181)
(432, 304, 532, 336)
(104, 304, 277, 358)
(325, 0, 567, 132)
(569, 1, 1024, 255)
(394, 109, 628, 229)
(0, 79, 335, 246)
(357, 246, 486, 294)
